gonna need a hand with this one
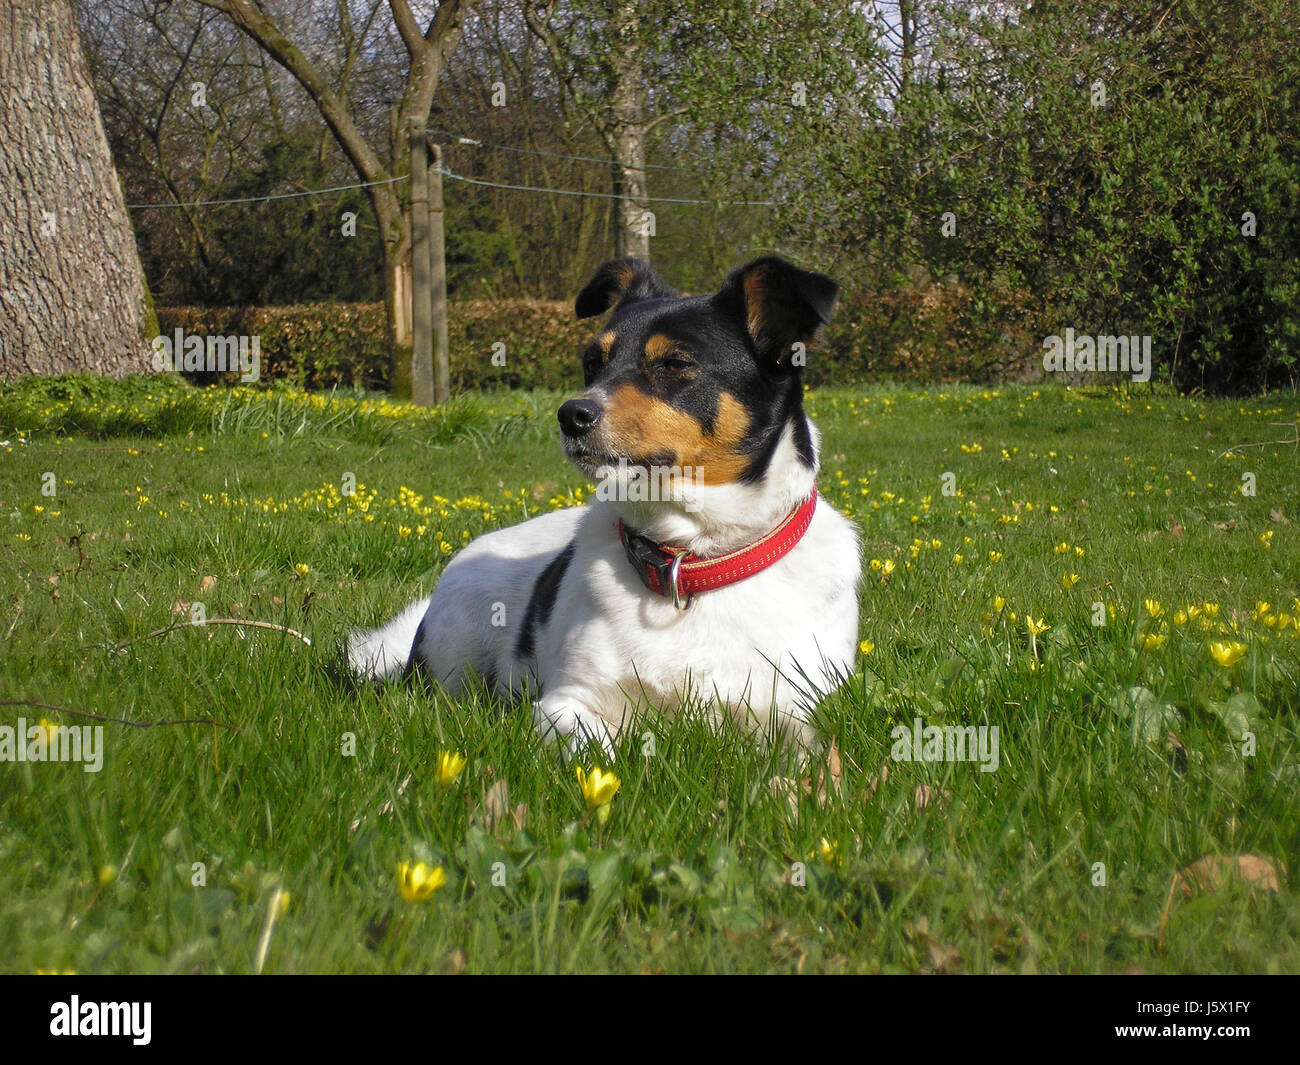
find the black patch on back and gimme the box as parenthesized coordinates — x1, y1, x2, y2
(400, 616, 429, 681)
(514, 542, 575, 661)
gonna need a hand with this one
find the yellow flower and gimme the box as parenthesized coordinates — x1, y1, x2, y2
(397, 861, 446, 902)
(993, 596, 1007, 613)
(1208, 641, 1248, 668)
(1053, 542, 1070, 555)
(35, 718, 59, 744)
(294, 563, 310, 576)
(815, 838, 838, 863)
(1062, 573, 1079, 588)
(576, 766, 621, 809)
(1259, 530, 1274, 547)
(951, 553, 963, 564)
(1025, 615, 1050, 637)
(1172, 610, 1188, 626)
(436, 751, 467, 788)
(1143, 599, 1163, 618)
(97, 865, 118, 887)
(1140, 633, 1167, 651)
(988, 550, 1002, 563)
(859, 640, 875, 655)
(1202, 603, 1220, 618)
(1254, 600, 1271, 617)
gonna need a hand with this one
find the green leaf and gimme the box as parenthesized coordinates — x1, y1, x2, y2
(1106, 685, 1180, 744)
(1204, 693, 1264, 739)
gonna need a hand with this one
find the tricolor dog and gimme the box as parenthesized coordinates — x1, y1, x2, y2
(348, 256, 861, 756)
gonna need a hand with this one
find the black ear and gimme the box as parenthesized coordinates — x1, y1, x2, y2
(713, 256, 839, 369)
(575, 258, 676, 319)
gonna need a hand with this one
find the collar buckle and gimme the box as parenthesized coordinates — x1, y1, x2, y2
(619, 521, 689, 606)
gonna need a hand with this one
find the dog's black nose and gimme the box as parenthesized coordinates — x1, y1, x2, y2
(558, 398, 602, 437)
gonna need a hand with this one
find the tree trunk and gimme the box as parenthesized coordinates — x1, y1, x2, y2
(0, 0, 154, 377)
(383, 207, 413, 399)
(611, 1, 650, 262)
(387, 247, 413, 398)
(899, 0, 917, 99)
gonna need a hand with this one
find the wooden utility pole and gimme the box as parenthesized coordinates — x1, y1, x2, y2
(429, 142, 449, 404)
(409, 119, 434, 406)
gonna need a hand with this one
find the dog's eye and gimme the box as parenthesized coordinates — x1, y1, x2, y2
(662, 354, 696, 373)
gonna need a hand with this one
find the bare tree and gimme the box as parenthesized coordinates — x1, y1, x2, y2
(523, 0, 686, 264)
(0, 0, 154, 377)
(194, 0, 473, 398)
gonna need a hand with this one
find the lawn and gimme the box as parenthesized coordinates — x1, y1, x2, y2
(1, 374, 1297, 973)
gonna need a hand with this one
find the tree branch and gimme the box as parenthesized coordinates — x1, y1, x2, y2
(194, 0, 391, 191)
(388, 0, 424, 59)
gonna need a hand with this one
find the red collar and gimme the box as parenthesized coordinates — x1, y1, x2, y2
(616, 492, 818, 609)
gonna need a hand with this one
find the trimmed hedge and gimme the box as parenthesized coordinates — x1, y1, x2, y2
(156, 286, 1044, 393)
(818, 283, 1044, 385)
(155, 301, 590, 392)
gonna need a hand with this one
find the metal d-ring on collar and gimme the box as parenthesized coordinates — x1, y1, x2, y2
(667, 548, 691, 611)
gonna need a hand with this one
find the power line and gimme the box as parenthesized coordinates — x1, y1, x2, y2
(122, 157, 771, 211)
(428, 128, 688, 172)
(437, 166, 772, 207)
(126, 175, 405, 210)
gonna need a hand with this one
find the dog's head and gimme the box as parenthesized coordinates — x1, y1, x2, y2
(558, 256, 838, 488)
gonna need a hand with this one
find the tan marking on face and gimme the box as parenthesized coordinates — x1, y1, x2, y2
(598, 330, 616, 354)
(643, 333, 678, 360)
(600, 384, 752, 484)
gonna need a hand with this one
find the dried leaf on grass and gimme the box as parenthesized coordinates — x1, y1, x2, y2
(1158, 854, 1283, 946)
(472, 779, 527, 835)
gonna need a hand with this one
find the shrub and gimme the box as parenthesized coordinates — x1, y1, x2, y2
(155, 300, 591, 392)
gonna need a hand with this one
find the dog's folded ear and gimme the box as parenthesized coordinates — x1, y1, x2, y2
(713, 256, 839, 371)
(575, 258, 676, 319)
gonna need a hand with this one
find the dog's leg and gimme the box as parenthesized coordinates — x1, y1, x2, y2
(533, 688, 619, 761)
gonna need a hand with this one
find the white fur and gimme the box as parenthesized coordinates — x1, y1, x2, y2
(347, 417, 861, 758)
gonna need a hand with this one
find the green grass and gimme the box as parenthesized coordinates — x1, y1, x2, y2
(1, 375, 1298, 973)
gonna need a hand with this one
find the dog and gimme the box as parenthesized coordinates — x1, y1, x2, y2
(347, 255, 861, 757)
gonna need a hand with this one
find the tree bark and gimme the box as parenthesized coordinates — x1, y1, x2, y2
(0, 0, 154, 378)
(611, 0, 650, 261)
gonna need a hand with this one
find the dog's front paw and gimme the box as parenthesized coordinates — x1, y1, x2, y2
(533, 697, 617, 762)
